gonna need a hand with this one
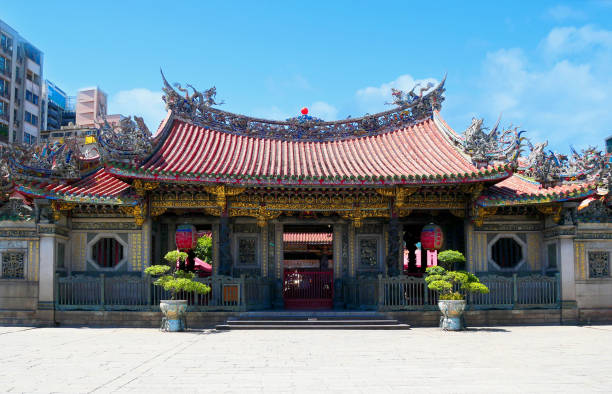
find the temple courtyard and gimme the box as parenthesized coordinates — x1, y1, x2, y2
(0, 325, 611, 392)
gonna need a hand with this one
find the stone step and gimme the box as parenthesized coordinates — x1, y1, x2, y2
(227, 319, 401, 325)
(216, 323, 410, 330)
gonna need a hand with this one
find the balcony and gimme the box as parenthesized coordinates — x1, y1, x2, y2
(0, 90, 9, 100)
(0, 112, 9, 122)
(1, 45, 11, 56)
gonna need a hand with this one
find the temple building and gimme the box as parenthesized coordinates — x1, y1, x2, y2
(0, 74, 611, 326)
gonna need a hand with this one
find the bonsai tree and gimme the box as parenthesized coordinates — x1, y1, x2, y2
(145, 250, 211, 300)
(437, 249, 466, 270)
(194, 235, 212, 263)
(425, 265, 489, 300)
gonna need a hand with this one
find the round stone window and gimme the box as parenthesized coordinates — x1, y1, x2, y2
(91, 237, 125, 268)
(490, 236, 524, 269)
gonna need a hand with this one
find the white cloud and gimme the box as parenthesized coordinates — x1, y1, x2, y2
(545, 5, 587, 21)
(108, 88, 166, 132)
(250, 106, 289, 120)
(471, 26, 612, 151)
(355, 74, 438, 114)
(309, 101, 338, 120)
(541, 25, 612, 57)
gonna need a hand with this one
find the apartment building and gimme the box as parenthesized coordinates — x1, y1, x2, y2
(0, 19, 44, 145)
(42, 80, 75, 131)
(76, 87, 122, 127)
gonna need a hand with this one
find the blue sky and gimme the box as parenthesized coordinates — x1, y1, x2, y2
(3, 0, 612, 151)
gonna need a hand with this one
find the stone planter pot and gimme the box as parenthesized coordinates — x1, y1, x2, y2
(438, 299, 466, 331)
(160, 300, 188, 332)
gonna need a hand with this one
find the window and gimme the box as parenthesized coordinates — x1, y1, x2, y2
(91, 237, 124, 268)
(1, 252, 25, 279)
(489, 235, 525, 270)
(547, 243, 557, 269)
(25, 90, 32, 102)
(24, 110, 38, 126)
(589, 251, 609, 279)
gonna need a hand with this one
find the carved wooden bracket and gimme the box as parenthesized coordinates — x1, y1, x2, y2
(150, 207, 167, 218)
(120, 203, 147, 226)
(51, 201, 77, 221)
(473, 206, 497, 226)
(376, 186, 418, 209)
(536, 204, 563, 223)
(204, 185, 246, 209)
(132, 180, 159, 197)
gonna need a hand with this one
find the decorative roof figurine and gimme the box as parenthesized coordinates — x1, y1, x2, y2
(159, 71, 447, 142)
(96, 115, 152, 165)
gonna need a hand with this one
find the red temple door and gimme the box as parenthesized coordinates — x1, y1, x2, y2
(283, 270, 334, 309)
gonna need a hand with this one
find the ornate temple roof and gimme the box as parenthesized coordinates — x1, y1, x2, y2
(107, 114, 512, 187)
(478, 174, 596, 207)
(15, 168, 135, 205)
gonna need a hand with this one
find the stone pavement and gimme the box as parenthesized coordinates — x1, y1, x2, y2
(1, 325, 611, 393)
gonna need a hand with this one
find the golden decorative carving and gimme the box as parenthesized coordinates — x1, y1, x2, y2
(204, 185, 246, 208)
(228, 206, 282, 227)
(376, 186, 417, 209)
(536, 204, 563, 223)
(150, 207, 167, 218)
(461, 183, 484, 199)
(397, 208, 413, 217)
(450, 209, 466, 218)
(473, 206, 498, 226)
(120, 203, 147, 226)
(204, 207, 222, 216)
(132, 180, 159, 196)
(51, 201, 77, 221)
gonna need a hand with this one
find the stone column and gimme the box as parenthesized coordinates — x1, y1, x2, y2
(273, 222, 283, 309)
(333, 224, 343, 309)
(348, 223, 356, 278)
(559, 235, 578, 323)
(386, 217, 400, 276)
(212, 223, 220, 276)
(37, 234, 55, 323)
(218, 214, 232, 276)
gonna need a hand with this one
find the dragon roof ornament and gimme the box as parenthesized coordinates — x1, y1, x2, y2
(445, 116, 526, 168)
(0, 139, 81, 184)
(521, 142, 611, 191)
(161, 70, 446, 142)
(96, 115, 153, 165)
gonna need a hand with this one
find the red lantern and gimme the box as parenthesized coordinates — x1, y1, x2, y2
(421, 223, 444, 250)
(301, 107, 308, 115)
(175, 224, 196, 251)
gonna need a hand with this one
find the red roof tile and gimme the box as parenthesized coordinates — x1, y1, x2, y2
(47, 168, 130, 197)
(110, 116, 511, 186)
(480, 175, 596, 206)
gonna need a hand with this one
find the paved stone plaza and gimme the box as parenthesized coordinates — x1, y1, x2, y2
(1, 325, 611, 393)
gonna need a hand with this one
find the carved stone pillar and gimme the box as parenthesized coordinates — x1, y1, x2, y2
(348, 223, 356, 278)
(273, 222, 284, 309)
(212, 223, 220, 276)
(218, 214, 232, 276)
(333, 224, 344, 309)
(560, 235, 578, 323)
(386, 217, 400, 276)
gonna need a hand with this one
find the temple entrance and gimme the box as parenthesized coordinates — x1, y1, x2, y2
(282, 224, 334, 309)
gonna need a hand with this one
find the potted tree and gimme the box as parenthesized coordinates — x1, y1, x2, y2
(425, 262, 489, 331)
(436, 249, 466, 270)
(145, 250, 211, 332)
